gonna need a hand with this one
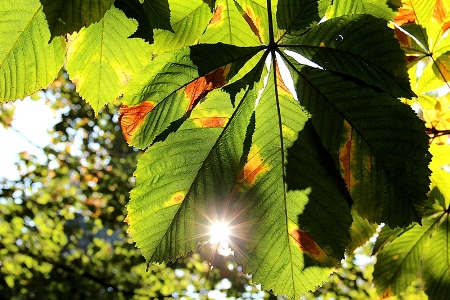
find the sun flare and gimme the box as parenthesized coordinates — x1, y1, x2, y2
(207, 221, 234, 257)
(208, 221, 231, 245)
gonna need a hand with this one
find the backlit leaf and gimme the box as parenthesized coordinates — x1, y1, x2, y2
(421, 210, 450, 299)
(0, 0, 437, 298)
(199, 0, 261, 46)
(347, 210, 379, 254)
(326, 0, 397, 20)
(374, 186, 450, 298)
(123, 2, 432, 297)
(40, 0, 115, 40)
(429, 144, 450, 207)
(373, 218, 437, 297)
(153, 0, 212, 54)
(393, 0, 450, 95)
(65, 6, 153, 114)
(0, 0, 64, 102)
(286, 63, 430, 226)
(119, 43, 263, 148)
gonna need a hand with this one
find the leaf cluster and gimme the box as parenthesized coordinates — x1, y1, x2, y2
(1, 0, 448, 298)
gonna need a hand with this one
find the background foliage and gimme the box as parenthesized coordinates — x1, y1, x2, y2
(1, 0, 450, 298)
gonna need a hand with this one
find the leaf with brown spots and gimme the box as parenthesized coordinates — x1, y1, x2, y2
(119, 101, 155, 144)
(239, 1, 269, 44)
(236, 148, 269, 186)
(394, 7, 416, 25)
(121, 2, 431, 299)
(194, 116, 228, 128)
(119, 44, 263, 148)
(290, 229, 327, 261)
(185, 65, 230, 111)
(200, 0, 261, 45)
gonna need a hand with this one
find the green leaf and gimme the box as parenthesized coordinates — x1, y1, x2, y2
(373, 187, 450, 298)
(416, 59, 447, 93)
(126, 89, 247, 261)
(40, 0, 115, 40)
(372, 225, 404, 255)
(346, 210, 379, 254)
(142, 0, 173, 31)
(199, 0, 261, 46)
(0, 0, 64, 102)
(276, 0, 327, 35)
(373, 218, 436, 297)
(283, 15, 414, 98)
(288, 64, 430, 226)
(421, 212, 450, 299)
(237, 62, 352, 297)
(119, 43, 263, 148)
(326, 0, 397, 20)
(114, 0, 156, 43)
(115, 0, 174, 44)
(153, 0, 212, 54)
(65, 6, 153, 114)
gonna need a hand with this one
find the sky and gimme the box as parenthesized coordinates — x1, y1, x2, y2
(0, 96, 60, 180)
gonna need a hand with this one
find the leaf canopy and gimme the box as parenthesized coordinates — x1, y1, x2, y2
(117, 0, 430, 297)
(0, 0, 438, 298)
(394, 0, 450, 93)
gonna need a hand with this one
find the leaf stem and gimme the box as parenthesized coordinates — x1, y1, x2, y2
(266, 0, 275, 49)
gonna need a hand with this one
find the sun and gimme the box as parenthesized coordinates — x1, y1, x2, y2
(208, 221, 231, 245)
(207, 220, 234, 256)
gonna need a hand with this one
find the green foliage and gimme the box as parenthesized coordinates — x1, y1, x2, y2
(0, 0, 64, 101)
(40, 0, 115, 40)
(369, 1, 450, 298)
(1, 0, 449, 298)
(0, 74, 265, 299)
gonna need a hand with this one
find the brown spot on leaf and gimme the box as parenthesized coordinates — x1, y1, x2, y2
(433, 0, 448, 25)
(290, 229, 321, 257)
(237, 150, 269, 186)
(242, 5, 263, 43)
(164, 192, 186, 207)
(171, 192, 185, 204)
(394, 7, 416, 26)
(443, 21, 450, 34)
(209, 5, 224, 26)
(339, 120, 353, 191)
(119, 101, 155, 144)
(394, 27, 412, 48)
(185, 65, 230, 111)
(382, 285, 394, 298)
(195, 116, 228, 128)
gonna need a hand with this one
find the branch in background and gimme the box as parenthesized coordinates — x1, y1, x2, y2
(0, 118, 45, 151)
